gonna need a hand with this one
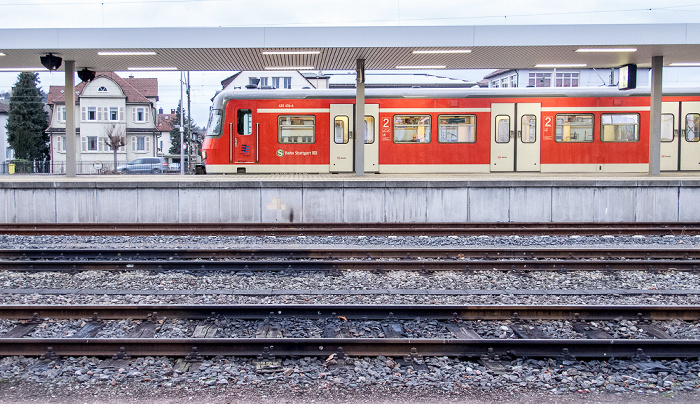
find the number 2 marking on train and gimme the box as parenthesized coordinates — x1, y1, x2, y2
(382, 118, 390, 128)
(544, 116, 552, 127)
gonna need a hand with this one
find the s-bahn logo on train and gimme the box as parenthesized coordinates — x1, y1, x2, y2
(240, 144, 251, 155)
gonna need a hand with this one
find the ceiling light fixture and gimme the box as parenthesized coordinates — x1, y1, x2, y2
(262, 51, 321, 55)
(535, 64, 587, 68)
(575, 48, 637, 53)
(127, 67, 177, 71)
(265, 66, 315, 70)
(412, 49, 471, 54)
(0, 52, 6, 56)
(0, 67, 49, 72)
(670, 62, 700, 67)
(396, 65, 447, 69)
(99, 51, 157, 56)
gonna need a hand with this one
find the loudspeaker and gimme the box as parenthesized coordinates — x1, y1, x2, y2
(40, 54, 62, 71)
(78, 68, 96, 82)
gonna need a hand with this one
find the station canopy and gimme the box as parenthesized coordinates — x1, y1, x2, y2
(1, 24, 700, 72)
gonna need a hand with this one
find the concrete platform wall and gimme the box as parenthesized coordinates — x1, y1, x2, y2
(0, 179, 697, 223)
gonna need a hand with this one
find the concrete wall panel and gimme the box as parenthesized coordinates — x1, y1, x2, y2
(551, 188, 595, 222)
(302, 188, 344, 222)
(385, 188, 427, 222)
(178, 188, 220, 223)
(260, 188, 303, 222)
(343, 188, 385, 223)
(426, 188, 469, 222)
(137, 188, 179, 223)
(15, 189, 55, 223)
(636, 187, 679, 222)
(469, 188, 509, 222)
(95, 189, 138, 222)
(593, 187, 636, 222)
(679, 187, 700, 221)
(509, 187, 552, 222)
(56, 189, 96, 223)
(220, 188, 261, 223)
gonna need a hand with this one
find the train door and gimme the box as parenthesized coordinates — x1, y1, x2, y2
(330, 104, 354, 172)
(490, 103, 515, 172)
(231, 108, 257, 163)
(660, 102, 679, 171)
(516, 103, 541, 172)
(680, 101, 700, 170)
(329, 104, 380, 173)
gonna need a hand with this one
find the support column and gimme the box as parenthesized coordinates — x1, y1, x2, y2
(64, 61, 76, 177)
(355, 59, 365, 177)
(649, 56, 663, 176)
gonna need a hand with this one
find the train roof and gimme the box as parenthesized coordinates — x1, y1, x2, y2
(210, 86, 700, 109)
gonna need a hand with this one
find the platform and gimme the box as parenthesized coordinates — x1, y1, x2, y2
(0, 172, 698, 223)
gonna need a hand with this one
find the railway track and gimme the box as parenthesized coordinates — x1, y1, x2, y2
(1, 304, 698, 362)
(0, 222, 698, 236)
(2, 247, 700, 273)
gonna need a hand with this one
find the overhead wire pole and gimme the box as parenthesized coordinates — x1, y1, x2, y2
(64, 61, 76, 177)
(649, 56, 663, 176)
(179, 71, 185, 175)
(355, 59, 365, 177)
(187, 71, 192, 172)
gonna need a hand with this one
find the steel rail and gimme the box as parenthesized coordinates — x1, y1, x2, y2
(1, 337, 699, 359)
(0, 222, 698, 236)
(2, 247, 700, 261)
(2, 304, 698, 321)
(1, 258, 699, 272)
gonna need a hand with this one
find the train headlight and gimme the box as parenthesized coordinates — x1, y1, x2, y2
(202, 150, 207, 160)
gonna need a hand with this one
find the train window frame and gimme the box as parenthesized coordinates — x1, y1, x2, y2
(555, 114, 594, 143)
(204, 107, 223, 138)
(520, 114, 537, 143)
(495, 115, 511, 144)
(661, 113, 675, 142)
(685, 113, 700, 142)
(393, 115, 432, 144)
(437, 114, 476, 144)
(364, 116, 376, 144)
(237, 109, 253, 135)
(600, 113, 640, 143)
(334, 116, 349, 144)
(278, 115, 316, 144)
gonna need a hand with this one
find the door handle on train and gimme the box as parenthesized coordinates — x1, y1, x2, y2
(511, 130, 515, 139)
(349, 130, 353, 140)
(235, 138, 238, 147)
(517, 130, 522, 139)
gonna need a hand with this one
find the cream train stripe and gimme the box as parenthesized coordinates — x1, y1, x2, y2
(542, 107, 651, 112)
(258, 109, 330, 113)
(381, 108, 491, 113)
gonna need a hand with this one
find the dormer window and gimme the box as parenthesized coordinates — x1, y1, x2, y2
(98, 86, 108, 92)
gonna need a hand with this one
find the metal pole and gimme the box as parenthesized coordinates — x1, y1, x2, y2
(179, 71, 185, 175)
(64, 61, 76, 177)
(355, 59, 365, 177)
(187, 71, 192, 171)
(649, 56, 663, 176)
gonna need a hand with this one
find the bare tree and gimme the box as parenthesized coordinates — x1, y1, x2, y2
(103, 125, 126, 171)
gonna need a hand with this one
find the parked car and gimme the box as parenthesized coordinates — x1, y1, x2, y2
(168, 162, 180, 173)
(118, 157, 169, 174)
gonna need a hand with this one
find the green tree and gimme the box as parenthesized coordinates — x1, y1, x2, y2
(6, 72, 49, 161)
(169, 103, 198, 155)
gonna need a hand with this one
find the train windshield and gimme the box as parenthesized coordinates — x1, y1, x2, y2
(205, 109, 223, 138)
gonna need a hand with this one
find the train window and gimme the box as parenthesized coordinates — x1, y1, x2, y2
(601, 114, 640, 142)
(438, 115, 476, 143)
(334, 116, 349, 144)
(521, 115, 536, 143)
(205, 108, 223, 138)
(686, 114, 700, 142)
(393, 115, 431, 143)
(495, 115, 510, 143)
(661, 114, 675, 142)
(278, 115, 316, 144)
(555, 114, 593, 142)
(364, 116, 375, 144)
(237, 109, 252, 135)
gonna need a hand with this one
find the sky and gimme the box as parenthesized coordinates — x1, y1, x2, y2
(2, 0, 700, 125)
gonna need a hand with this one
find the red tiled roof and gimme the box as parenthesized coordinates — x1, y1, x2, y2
(46, 72, 158, 105)
(156, 113, 177, 132)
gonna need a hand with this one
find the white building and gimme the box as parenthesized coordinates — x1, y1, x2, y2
(46, 72, 159, 173)
(0, 100, 12, 169)
(220, 71, 319, 90)
(482, 68, 651, 88)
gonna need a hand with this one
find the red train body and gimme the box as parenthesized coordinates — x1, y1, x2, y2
(199, 88, 700, 174)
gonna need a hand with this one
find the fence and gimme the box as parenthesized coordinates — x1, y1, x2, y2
(2, 161, 125, 175)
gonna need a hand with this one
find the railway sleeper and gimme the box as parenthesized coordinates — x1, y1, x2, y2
(445, 321, 481, 339)
(631, 348, 672, 373)
(2, 313, 42, 338)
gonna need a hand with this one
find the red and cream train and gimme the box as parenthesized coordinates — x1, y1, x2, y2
(198, 87, 700, 174)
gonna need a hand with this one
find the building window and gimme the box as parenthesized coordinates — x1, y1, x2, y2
(82, 135, 99, 151)
(87, 106, 97, 121)
(57, 136, 66, 152)
(109, 107, 120, 121)
(133, 107, 149, 123)
(57, 106, 66, 122)
(278, 116, 315, 144)
(510, 74, 517, 88)
(132, 135, 150, 152)
(556, 72, 579, 87)
(283, 77, 291, 89)
(98, 86, 108, 92)
(529, 72, 552, 87)
(555, 114, 594, 142)
(438, 115, 476, 143)
(393, 115, 431, 143)
(259, 77, 268, 87)
(491, 80, 499, 88)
